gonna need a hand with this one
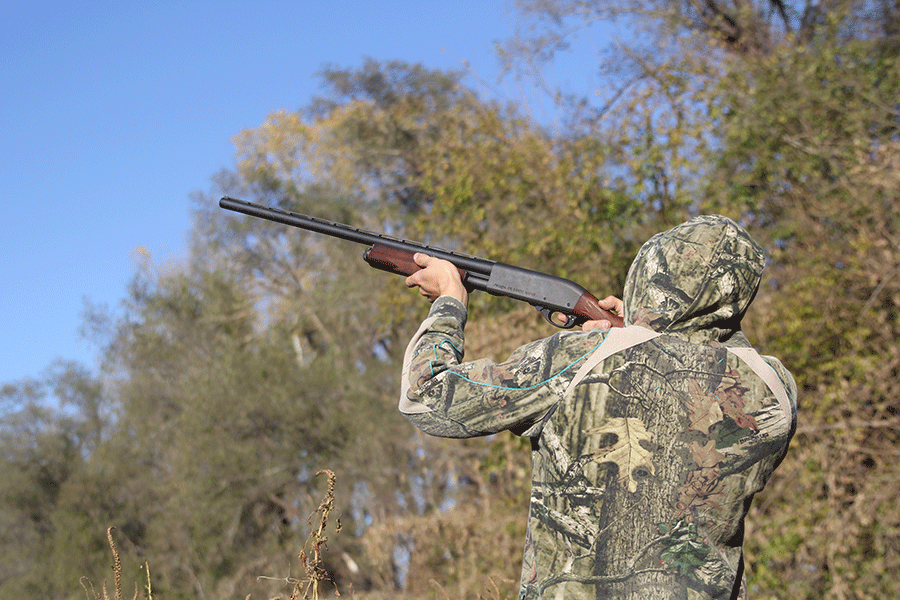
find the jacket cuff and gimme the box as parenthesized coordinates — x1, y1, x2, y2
(429, 296, 468, 327)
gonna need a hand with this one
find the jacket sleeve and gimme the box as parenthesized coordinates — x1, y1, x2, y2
(399, 296, 572, 439)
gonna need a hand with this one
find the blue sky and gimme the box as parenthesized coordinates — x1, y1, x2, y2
(1, 1, 605, 384)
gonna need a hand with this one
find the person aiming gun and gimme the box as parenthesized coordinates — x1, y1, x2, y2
(401, 216, 797, 600)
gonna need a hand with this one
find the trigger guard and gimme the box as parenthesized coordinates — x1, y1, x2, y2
(535, 306, 577, 329)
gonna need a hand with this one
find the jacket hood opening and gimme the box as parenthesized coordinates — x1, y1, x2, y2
(623, 215, 766, 344)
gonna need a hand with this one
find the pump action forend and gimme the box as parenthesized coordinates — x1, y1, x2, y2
(218, 197, 623, 329)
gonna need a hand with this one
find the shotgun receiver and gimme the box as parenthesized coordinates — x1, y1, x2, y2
(219, 197, 623, 329)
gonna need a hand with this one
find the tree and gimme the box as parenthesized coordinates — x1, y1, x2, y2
(0, 362, 114, 599)
(94, 245, 422, 597)
(499, 1, 900, 597)
(66, 61, 542, 598)
(706, 30, 900, 600)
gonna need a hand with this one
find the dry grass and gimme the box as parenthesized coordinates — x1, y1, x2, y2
(83, 470, 349, 600)
(289, 469, 341, 600)
(80, 527, 152, 600)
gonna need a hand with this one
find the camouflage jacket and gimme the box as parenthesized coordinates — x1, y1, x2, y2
(399, 216, 797, 600)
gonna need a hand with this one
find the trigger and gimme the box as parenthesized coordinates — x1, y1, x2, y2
(535, 306, 577, 329)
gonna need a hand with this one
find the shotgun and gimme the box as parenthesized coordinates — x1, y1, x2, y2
(219, 197, 623, 329)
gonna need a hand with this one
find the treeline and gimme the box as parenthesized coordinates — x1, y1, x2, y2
(2, 1, 899, 598)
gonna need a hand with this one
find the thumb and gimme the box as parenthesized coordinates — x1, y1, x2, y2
(413, 252, 433, 268)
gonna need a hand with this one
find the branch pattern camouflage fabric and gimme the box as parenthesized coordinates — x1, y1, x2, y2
(400, 216, 797, 599)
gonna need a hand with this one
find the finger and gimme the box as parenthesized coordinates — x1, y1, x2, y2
(582, 319, 612, 332)
(598, 296, 623, 315)
(406, 269, 428, 289)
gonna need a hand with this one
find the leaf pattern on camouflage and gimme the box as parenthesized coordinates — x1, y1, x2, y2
(717, 368, 758, 430)
(686, 379, 725, 434)
(676, 467, 727, 517)
(658, 520, 713, 575)
(689, 440, 725, 468)
(585, 417, 655, 493)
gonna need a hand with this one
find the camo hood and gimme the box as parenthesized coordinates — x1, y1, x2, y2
(623, 215, 766, 343)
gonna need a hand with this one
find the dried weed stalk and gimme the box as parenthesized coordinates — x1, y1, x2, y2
(80, 526, 152, 600)
(258, 469, 342, 599)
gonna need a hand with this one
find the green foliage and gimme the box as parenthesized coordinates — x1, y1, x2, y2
(701, 8, 900, 599)
(504, 8, 900, 594)
(657, 520, 711, 576)
(0, 364, 119, 599)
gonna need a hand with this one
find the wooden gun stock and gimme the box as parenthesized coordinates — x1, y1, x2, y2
(363, 244, 623, 328)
